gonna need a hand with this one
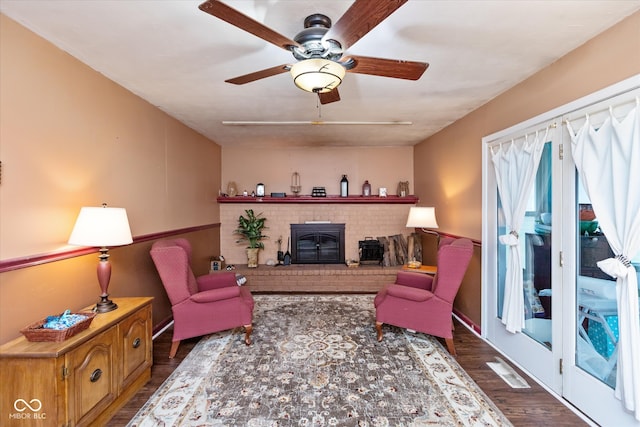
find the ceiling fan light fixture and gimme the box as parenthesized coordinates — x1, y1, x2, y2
(290, 58, 345, 94)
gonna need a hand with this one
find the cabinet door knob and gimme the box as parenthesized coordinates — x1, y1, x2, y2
(90, 368, 102, 383)
(132, 338, 141, 349)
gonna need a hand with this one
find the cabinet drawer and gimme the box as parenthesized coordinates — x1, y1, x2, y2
(67, 325, 118, 426)
(120, 303, 152, 391)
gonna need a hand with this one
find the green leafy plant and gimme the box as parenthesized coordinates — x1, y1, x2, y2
(234, 209, 268, 249)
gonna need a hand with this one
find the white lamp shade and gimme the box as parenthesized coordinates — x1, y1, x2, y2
(68, 206, 133, 247)
(406, 207, 439, 229)
(290, 58, 345, 93)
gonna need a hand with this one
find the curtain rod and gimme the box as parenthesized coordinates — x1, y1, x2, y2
(487, 122, 554, 149)
(563, 95, 639, 127)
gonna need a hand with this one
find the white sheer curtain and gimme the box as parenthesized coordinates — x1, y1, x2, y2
(567, 101, 640, 420)
(491, 129, 548, 333)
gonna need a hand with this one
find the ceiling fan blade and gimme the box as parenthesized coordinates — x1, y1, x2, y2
(344, 55, 428, 80)
(199, 0, 299, 51)
(225, 64, 291, 85)
(319, 88, 341, 105)
(322, 0, 408, 50)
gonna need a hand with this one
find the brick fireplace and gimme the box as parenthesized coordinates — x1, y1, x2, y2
(219, 199, 416, 265)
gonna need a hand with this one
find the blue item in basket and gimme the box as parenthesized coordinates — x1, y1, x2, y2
(588, 315, 619, 358)
(43, 310, 89, 330)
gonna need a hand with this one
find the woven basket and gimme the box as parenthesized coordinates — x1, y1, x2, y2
(20, 312, 96, 342)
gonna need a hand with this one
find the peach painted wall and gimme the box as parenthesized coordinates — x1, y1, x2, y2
(0, 15, 222, 343)
(221, 146, 414, 198)
(413, 11, 640, 326)
(0, 14, 221, 260)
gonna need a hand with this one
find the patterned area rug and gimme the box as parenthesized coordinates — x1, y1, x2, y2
(128, 295, 512, 426)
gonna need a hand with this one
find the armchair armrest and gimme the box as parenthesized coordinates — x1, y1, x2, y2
(197, 271, 237, 291)
(395, 271, 434, 290)
(190, 286, 241, 303)
(386, 284, 434, 302)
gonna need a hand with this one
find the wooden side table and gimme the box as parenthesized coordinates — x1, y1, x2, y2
(402, 265, 437, 275)
(0, 297, 153, 427)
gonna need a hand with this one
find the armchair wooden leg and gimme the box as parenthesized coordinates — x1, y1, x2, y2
(376, 321, 384, 342)
(244, 324, 253, 345)
(169, 340, 180, 359)
(444, 338, 457, 356)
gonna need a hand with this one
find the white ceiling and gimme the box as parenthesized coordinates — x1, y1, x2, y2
(2, 1, 639, 148)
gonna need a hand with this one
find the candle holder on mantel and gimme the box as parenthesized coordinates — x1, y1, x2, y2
(291, 171, 301, 196)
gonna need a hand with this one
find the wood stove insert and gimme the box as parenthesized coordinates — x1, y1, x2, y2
(291, 223, 345, 264)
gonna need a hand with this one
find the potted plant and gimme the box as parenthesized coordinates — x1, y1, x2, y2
(234, 209, 268, 267)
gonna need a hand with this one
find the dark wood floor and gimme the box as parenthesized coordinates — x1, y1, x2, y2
(108, 314, 589, 427)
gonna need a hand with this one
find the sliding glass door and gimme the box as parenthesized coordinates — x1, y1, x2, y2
(483, 77, 639, 426)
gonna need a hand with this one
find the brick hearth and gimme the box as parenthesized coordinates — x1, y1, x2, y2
(233, 264, 403, 293)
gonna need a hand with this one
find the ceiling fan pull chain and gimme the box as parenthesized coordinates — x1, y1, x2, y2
(317, 94, 322, 119)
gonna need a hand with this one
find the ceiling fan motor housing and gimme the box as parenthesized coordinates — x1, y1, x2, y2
(292, 14, 342, 61)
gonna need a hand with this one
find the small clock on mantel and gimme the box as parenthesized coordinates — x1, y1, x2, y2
(256, 183, 265, 197)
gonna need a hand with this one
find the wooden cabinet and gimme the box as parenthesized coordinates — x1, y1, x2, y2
(0, 297, 152, 427)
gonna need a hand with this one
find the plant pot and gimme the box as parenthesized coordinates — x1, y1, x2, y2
(247, 248, 260, 268)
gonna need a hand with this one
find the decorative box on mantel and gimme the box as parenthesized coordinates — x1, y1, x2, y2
(217, 195, 419, 204)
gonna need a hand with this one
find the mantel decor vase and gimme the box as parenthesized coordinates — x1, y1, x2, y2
(362, 180, 371, 196)
(246, 248, 259, 268)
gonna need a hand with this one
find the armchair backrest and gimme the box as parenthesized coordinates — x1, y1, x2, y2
(150, 239, 199, 306)
(431, 238, 474, 303)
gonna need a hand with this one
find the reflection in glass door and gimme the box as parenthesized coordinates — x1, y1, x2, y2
(574, 186, 618, 388)
(496, 142, 553, 347)
(523, 142, 553, 347)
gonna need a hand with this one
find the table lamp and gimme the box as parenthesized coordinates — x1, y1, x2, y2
(406, 207, 439, 232)
(68, 203, 133, 313)
(406, 207, 439, 267)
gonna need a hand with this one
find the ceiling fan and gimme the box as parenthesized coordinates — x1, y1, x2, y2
(198, 0, 429, 105)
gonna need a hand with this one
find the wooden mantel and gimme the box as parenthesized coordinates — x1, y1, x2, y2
(217, 195, 419, 204)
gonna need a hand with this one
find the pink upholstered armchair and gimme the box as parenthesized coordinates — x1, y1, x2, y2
(150, 238, 254, 358)
(374, 237, 473, 355)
